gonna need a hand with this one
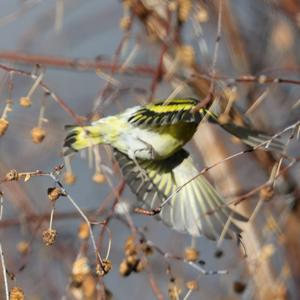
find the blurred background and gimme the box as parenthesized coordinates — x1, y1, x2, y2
(0, 0, 300, 299)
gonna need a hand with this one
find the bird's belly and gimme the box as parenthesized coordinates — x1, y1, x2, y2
(117, 128, 182, 160)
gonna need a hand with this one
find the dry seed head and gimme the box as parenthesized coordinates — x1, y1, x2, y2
(42, 228, 57, 246)
(78, 222, 90, 240)
(82, 274, 97, 298)
(168, 281, 181, 300)
(186, 280, 198, 290)
(168, 1, 177, 11)
(120, 16, 131, 31)
(47, 187, 64, 202)
(133, 259, 145, 273)
(231, 136, 242, 145)
(9, 287, 25, 300)
(19, 96, 32, 108)
(63, 172, 76, 185)
(218, 113, 231, 125)
(72, 257, 91, 276)
(17, 241, 30, 255)
(119, 259, 131, 277)
(272, 19, 294, 51)
(233, 281, 246, 294)
(124, 235, 136, 256)
(274, 283, 288, 299)
(224, 86, 238, 102)
(177, 45, 195, 66)
(258, 75, 267, 84)
(260, 186, 274, 201)
(92, 171, 106, 184)
(266, 216, 277, 232)
(0, 118, 9, 136)
(141, 243, 153, 256)
(4, 169, 19, 181)
(197, 7, 209, 23)
(126, 255, 139, 268)
(31, 127, 46, 144)
(184, 247, 199, 262)
(96, 259, 112, 276)
(178, 0, 192, 22)
(259, 244, 275, 261)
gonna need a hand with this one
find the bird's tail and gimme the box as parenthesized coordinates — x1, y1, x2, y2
(63, 125, 102, 156)
(205, 112, 285, 152)
(219, 122, 285, 153)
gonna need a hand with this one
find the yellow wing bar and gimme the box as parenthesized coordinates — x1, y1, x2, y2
(128, 98, 217, 127)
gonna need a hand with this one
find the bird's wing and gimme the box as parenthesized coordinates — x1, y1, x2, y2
(126, 98, 285, 153)
(127, 98, 211, 127)
(113, 148, 247, 240)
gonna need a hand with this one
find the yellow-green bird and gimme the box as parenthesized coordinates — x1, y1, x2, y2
(64, 98, 282, 240)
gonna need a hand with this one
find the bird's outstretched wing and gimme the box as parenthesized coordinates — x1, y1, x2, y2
(114, 148, 247, 240)
(127, 98, 285, 153)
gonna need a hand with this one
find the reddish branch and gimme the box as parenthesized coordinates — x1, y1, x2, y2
(0, 51, 156, 76)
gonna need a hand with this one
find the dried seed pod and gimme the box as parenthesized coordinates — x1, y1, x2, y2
(42, 228, 57, 246)
(92, 171, 106, 184)
(124, 235, 136, 256)
(78, 223, 90, 240)
(168, 281, 181, 300)
(184, 247, 199, 262)
(133, 259, 145, 273)
(120, 16, 131, 31)
(31, 127, 46, 144)
(126, 255, 139, 268)
(260, 186, 274, 201)
(177, 45, 195, 66)
(141, 243, 153, 256)
(178, 0, 192, 22)
(72, 257, 91, 276)
(97, 259, 112, 276)
(17, 241, 30, 255)
(82, 274, 97, 298)
(218, 113, 231, 125)
(233, 281, 246, 294)
(197, 7, 209, 23)
(63, 172, 76, 185)
(119, 259, 131, 277)
(9, 287, 25, 300)
(19, 96, 32, 108)
(214, 249, 223, 258)
(47, 187, 64, 202)
(4, 169, 19, 181)
(186, 280, 198, 290)
(0, 118, 9, 136)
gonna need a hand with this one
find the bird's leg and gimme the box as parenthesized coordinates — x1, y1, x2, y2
(136, 137, 158, 160)
(128, 149, 150, 181)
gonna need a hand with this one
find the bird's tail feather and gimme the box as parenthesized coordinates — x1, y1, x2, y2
(220, 122, 285, 153)
(63, 125, 102, 156)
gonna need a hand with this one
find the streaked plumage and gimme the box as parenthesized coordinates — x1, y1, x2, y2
(63, 98, 283, 239)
